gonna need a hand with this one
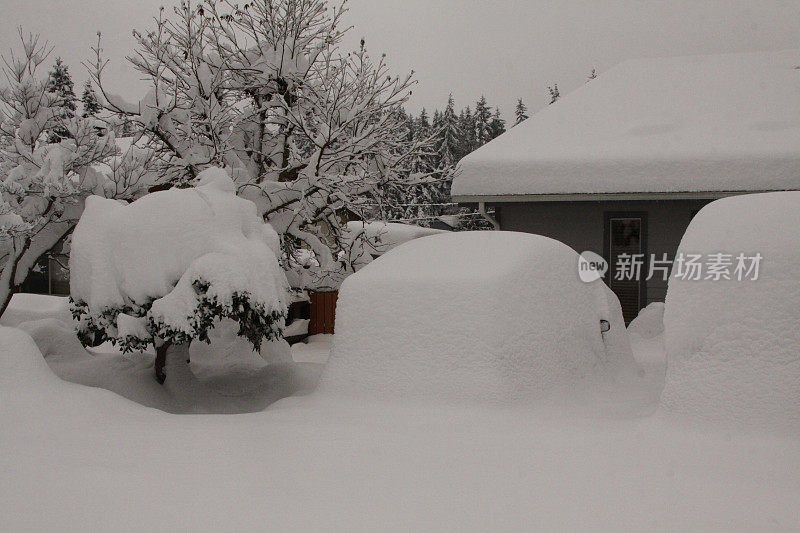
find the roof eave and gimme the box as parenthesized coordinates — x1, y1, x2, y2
(452, 190, 795, 203)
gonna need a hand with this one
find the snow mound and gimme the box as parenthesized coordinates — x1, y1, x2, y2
(0, 326, 58, 387)
(662, 192, 800, 432)
(320, 232, 642, 407)
(16, 318, 89, 360)
(628, 302, 664, 340)
(189, 317, 292, 375)
(0, 294, 71, 327)
(69, 167, 288, 350)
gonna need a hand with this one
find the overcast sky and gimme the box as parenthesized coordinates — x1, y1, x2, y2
(0, 0, 797, 117)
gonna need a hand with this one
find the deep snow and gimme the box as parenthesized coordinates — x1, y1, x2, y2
(1, 324, 799, 530)
(1, 206, 799, 528)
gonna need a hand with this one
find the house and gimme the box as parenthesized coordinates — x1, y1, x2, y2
(452, 50, 800, 322)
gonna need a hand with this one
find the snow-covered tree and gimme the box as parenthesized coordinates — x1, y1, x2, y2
(458, 105, 476, 158)
(89, 0, 430, 287)
(409, 108, 433, 174)
(488, 108, 506, 140)
(70, 167, 289, 383)
(81, 80, 101, 118)
(473, 95, 492, 147)
(0, 31, 126, 317)
(514, 98, 529, 125)
(47, 57, 76, 114)
(46, 57, 77, 142)
(436, 94, 461, 168)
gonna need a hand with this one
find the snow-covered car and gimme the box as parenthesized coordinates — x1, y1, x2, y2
(662, 191, 800, 431)
(320, 231, 643, 409)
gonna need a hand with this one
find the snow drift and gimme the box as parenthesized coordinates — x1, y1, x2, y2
(0, 293, 71, 328)
(2, 321, 800, 530)
(662, 192, 800, 432)
(320, 231, 642, 407)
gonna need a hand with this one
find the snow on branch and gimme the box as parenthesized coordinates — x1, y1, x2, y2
(88, 0, 431, 288)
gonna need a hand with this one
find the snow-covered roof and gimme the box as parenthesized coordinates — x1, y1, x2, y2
(453, 50, 800, 200)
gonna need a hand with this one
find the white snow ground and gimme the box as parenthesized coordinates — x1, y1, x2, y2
(1, 308, 798, 529)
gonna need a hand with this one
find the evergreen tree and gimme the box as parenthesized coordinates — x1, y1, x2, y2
(436, 94, 461, 168)
(46, 57, 76, 141)
(488, 108, 506, 140)
(548, 83, 560, 105)
(81, 80, 102, 118)
(432, 109, 442, 128)
(473, 95, 492, 147)
(397, 106, 414, 143)
(458, 105, 476, 158)
(514, 98, 529, 126)
(416, 108, 431, 139)
(409, 108, 434, 174)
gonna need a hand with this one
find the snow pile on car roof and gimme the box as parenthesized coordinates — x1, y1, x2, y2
(662, 192, 800, 432)
(319, 231, 642, 408)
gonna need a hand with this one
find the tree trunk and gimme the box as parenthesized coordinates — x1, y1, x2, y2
(0, 271, 14, 320)
(0, 245, 26, 319)
(154, 341, 170, 384)
(154, 340, 192, 384)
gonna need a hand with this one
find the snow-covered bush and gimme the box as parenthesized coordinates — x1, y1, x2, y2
(88, 0, 435, 287)
(320, 232, 642, 408)
(70, 167, 289, 383)
(662, 192, 800, 432)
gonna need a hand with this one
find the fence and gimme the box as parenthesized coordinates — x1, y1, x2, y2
(309, 291, 338, 335)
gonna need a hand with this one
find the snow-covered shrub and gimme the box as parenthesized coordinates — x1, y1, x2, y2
(69, 167, 289, 382)
(320, 231, 642, 408)
(662, 192, 800, 432)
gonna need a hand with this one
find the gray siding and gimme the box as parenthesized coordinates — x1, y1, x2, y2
(494, 199, 711, 306)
